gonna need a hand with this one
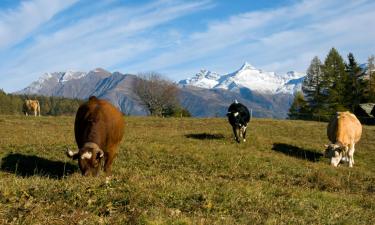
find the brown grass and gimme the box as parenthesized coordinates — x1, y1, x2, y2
(0, 115, 374, 224)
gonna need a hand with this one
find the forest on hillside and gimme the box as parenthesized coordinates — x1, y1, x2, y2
(289, 48, 375, 122)
(0, 89, 83, 116)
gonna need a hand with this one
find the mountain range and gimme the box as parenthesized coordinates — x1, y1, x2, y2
(16, 63, 306, 118)
(179, 62, 305, 94)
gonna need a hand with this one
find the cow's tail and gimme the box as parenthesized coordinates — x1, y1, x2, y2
(250, 108, 252, 121)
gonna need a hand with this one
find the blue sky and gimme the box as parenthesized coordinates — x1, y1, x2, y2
(0, 0, 374, 92)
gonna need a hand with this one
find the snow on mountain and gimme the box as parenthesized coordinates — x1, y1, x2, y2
(179, 62, 305, 94)
(17, 70, 87, 94)
(58, 71, 87, 83)
(179, 69, 220, 89)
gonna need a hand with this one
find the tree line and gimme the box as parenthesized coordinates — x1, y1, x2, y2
(289, 48, 375, 121)
(0, 89, 83, 116)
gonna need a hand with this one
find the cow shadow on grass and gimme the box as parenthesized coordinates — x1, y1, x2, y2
(0, 153, 78, 179)
(185, 133, 225, 140)
(272, 143, 323, 162)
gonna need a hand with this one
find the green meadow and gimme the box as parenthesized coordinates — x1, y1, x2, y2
(0, 115, 374, 224)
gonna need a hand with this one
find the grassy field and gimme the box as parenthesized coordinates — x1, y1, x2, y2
(0, 115, 374, 224)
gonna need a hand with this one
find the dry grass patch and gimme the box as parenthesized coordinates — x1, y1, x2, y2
(0, 116, 374, 224)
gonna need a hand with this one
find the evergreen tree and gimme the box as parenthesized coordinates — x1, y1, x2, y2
(367, 55, 375, 102)
(345, 53, 365, 110)
(288, 91, 310, 120)
(302, 56, 323, 118)
(322, 48, 349, 112)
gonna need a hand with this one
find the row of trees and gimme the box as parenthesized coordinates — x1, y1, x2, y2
(0, 89, 83, 116)
(289, 48, 375, 121)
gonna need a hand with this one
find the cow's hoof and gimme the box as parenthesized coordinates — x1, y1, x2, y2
(243, 139, 246, 142)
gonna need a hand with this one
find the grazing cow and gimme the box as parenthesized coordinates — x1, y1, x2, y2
(227, 100, 251, 143)
(23, 100, 40, 116)
(325, 111, 362, 167)
(66, 96, 124, 176)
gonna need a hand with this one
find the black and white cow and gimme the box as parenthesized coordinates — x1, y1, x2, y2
(227, 100, 251, 143)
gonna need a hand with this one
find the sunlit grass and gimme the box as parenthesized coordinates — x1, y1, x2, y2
(0, 116, 374, 224)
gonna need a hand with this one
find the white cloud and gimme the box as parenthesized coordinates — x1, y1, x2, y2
(0, 0, 78, 50)
(0, 0, 213, 92)
(128, 0, 375, 78)
(1, 0, 374, 92)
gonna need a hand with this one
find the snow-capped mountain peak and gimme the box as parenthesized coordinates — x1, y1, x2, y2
(179, 69, 221, 89)
(238, 61, 256, 71)
(18, 70, 87, 94)
(58, 70, 87, 83)
(179, 63, 305, 94)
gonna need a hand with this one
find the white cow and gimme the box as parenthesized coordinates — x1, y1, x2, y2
(325, 111, 362, 167)
(23, 100, 41, 116)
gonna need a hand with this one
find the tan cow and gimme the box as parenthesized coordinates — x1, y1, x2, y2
(23, 100, 41, 116)
(325, 111, 362, 167)
(66, 96, 124, 176)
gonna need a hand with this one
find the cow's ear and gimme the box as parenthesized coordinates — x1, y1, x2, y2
(66, 148, 79, 160)
(226, 112, 231, 116)
(333, 143, 341, 149)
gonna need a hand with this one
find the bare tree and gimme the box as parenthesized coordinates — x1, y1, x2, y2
(134, 72, 179, 117)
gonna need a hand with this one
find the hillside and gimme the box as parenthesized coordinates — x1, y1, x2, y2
(0, 116, 374, 224)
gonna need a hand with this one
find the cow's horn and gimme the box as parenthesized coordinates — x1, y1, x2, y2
(97, 149, 104, 159)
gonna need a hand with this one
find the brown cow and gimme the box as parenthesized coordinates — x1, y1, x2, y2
(324, 111, 362, 167)
(66, 96, 124, 176)
(23, 100, 40, 116)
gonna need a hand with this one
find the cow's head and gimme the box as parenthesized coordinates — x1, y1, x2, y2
(227, 111, 242, 127)
(324, 143, 344, 167)
(66, 142, 104, 176)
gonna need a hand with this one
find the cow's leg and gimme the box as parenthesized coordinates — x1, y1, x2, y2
(104, 146, 118, 176)
(348, 144, 355, 167)
(232, 126, 240, 143)
(34, 108, 37, 117)
(242, 126, 247, 142)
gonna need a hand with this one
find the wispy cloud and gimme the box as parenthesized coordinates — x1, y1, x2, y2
(133, 0, 375, 76)
(0, 0, 212, 91)
(0, 0, 78, 50)
(0, 0, 374, 92)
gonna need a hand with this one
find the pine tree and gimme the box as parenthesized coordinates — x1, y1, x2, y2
(322, 48, 349, 113)
(345, 53, 365, 110)
(367, 55, 375, 102)
(288, 91, 310, 120)
(302, 56, 323, 118)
